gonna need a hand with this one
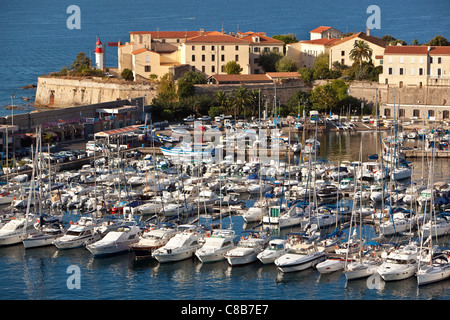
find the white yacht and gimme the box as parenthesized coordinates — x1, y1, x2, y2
(194, 190, 220, 205)
(379, 213, 416, 236)
(316, 255, 350, 274)
(420, 217, 450, 238)
(0, 215, 38, 246)
(242, 206, 267, 223)
(417, 250, 450, 286)
(53, 217, 102, 250)
(344, 258, 383, 280)
(257, 239, 288, 265)
(274, 243, 326, 273)
(130, 225, 178, 259)
(160, 203, 195, 217)
(153, 225, 203, 263)
(87, 224, 141, 257)
(225, 232, 269, 266)
(195, 229, 236, 263)
(376, 243, 418, 281)
(23, 218, 66, 249)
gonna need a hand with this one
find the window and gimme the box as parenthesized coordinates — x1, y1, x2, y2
(428, 110, 435, 117)
(202, 66, 205, 73)
(202, 54, 205, 62)
(211, 65, 215, 73)
(235, 54, 239, 62)
(430, 57, 434, 63)
(254, 47, 260, 53)
(419, 57, 423, 64)
(438, 57, 442, 64)
(384, 109, 391, 117)
(221, 46, 225, 50)
(410, 68, 415, 75)
(341, 59, 345, 65)
(399, 81, 403, 88)
(211, 46, 215, 51)
(411, 57, 415, 63)
(341, 50, 345, 56)
(437, 68, 442, 76)
(192, 55, 195, 62)
(254, 58, 259, 64)
(388, 57, 393, 63)
(211, 54, 215, 61)
(400, 57, 404, 63)
(443, 110, 450, 119)
(273, 47, 279, 53)
(399, 68, 404, 75)
(202, 45, 205, 51)
(235, 45, 239, 50)
(221, 54, 225, 62)
(418, 68, 424, 75)
(145, 66, 151, 72)
(192, 46, 195, 50)
(145, 55, 149, 63)
(388, 68, 393, 75)
(413, 109, 420, 117)
(399, 109, 405, 117)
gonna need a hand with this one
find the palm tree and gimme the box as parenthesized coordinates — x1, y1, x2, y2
(229, 87, 254, 121)
(349, 40, 373, 79)
(215, 90, 228, 112)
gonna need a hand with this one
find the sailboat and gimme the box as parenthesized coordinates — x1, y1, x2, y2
(416, 145, 450, 285)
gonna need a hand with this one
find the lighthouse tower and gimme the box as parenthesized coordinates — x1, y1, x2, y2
(95, 38, 104, 70)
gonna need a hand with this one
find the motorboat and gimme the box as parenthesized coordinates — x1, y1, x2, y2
(23, 216, 66, 249)
(130, 224, 178, 259)
(379, 212, 416, 236)
(376, 243, 418, 281)
(153, 225, 204, 263)
(369, 185, 388, 202)
(242, 205, 267, 223)
(316, 255, 350, 274)
(302, 138, 320, 154)
(0, 192, 14, 205)
(195, 229, 236, 263)
(417, 250, 450, 286)
(225, 231, 269, 266)
(0, 215, 39, 246)
(274, 243, 326, 273)
(257, 239, 288, 265)
(160, 203, 195, 217)
(53, 217, 102, 250)
(344, 258, 383, 281)
(87, 223, 141, 257)
(420, 216, 450, 238)
(194, 190, 220, 205)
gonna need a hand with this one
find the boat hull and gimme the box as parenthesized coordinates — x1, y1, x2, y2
(275, 253, 326, 273)
(23, 234, 62, 249)
(417, 265, 450, 286)
(154, 247, 198, 263)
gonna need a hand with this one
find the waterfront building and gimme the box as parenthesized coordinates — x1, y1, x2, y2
(379, 45, 450, 87)
(286, 26, 342, 68)
(118, 29, 284, 79)
(328, 31, 387, 68)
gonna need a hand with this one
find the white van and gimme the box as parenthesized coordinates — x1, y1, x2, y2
(86, 141, 102, 151)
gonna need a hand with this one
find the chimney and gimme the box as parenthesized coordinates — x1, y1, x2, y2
(366, 27, 370, 36)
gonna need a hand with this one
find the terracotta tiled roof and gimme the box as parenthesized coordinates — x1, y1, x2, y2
(130, 31, 207, 38)
(131, 48, 149, 55)
(240, 33, 284, 45)
(208, 74, 271, 83)
(384, 45, 450, 55)
(310, 26, 332, 34)
(266, 72, 300, 79)
(185, 33, 249, 44)
(330, 32, 387, 48)
(299, 38, 340, 46)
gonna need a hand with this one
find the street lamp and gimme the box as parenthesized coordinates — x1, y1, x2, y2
(10, 93, 15, 125)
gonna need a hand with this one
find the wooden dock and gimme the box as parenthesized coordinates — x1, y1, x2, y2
(403, 149, 450, 158)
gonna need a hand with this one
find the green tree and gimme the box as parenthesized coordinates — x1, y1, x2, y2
(272, 34, 298, 45)
(215, 91, 228, 110)
(70, 52, 91, 72)
(121, 68, 134, 81)
(313, 53, 330, 79)
(158, 73, 177, 102)
(258, 51, 283, 72)
(298, 67, 314, 85)
(411, 38, 420, 46)
(229, 87, 254, 120)
(223, 61, 243, 75)
(310, 79, 349, 114)
(177, 71, 207, 98)
(286, 90, 310, 117)
(428, 35, 450, 46)
(349, 40, 373, 79)
(275, 56, 298, 72)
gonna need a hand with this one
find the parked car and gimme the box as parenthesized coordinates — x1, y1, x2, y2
(197, 116, 211, 121)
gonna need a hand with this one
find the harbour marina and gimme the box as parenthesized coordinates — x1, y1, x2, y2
(1, 116, 450, 300)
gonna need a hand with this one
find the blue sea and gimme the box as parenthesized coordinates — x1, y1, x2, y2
(1, 0, 450, 304)
(1, 0, 449, 114)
